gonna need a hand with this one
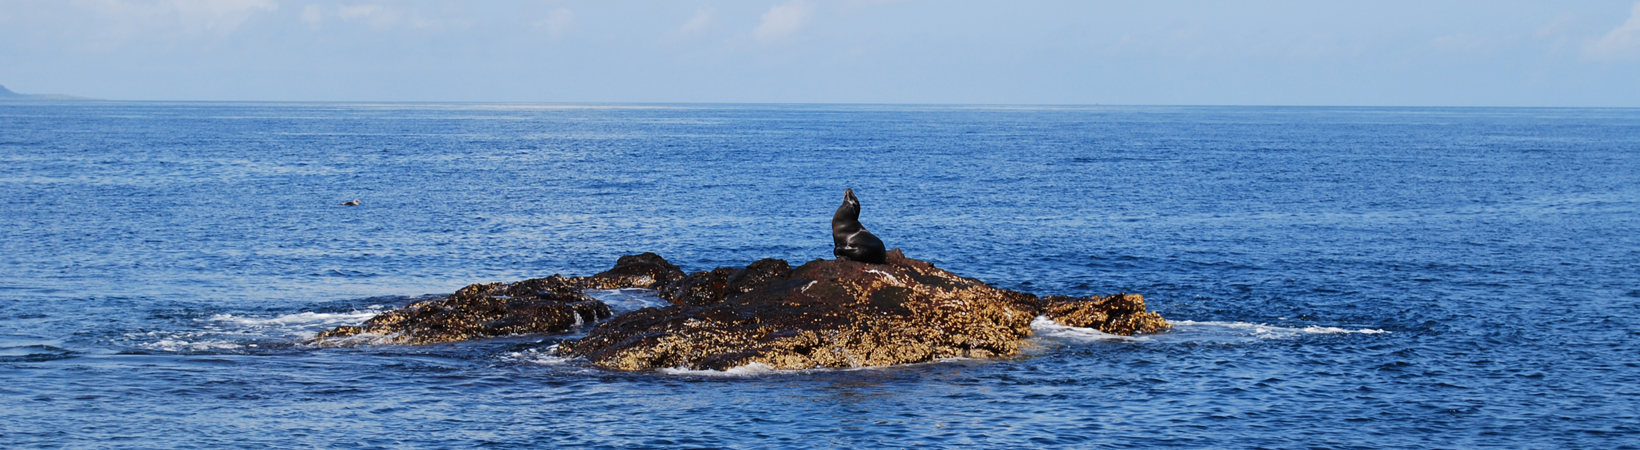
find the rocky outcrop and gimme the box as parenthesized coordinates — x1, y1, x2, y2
(312, 275, 611, 345)
(309, 251, 1172, 371)
(568, 252, 685, 290)
(1041, 294, 1171, 335)
(556, 250, 1043, 371)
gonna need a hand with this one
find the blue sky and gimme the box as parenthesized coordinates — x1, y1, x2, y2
(1, 0, 1638, 106)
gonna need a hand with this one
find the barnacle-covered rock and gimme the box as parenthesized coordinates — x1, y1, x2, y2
(1042, 293, 1171, 335)
(309, 251, 1172, 371)
(556, 249, 1043, 371)
(569, 252, 686, 290)
(312, 275, 611, 345)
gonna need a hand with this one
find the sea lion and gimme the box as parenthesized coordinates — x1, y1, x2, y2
(832, 188, 888, 264)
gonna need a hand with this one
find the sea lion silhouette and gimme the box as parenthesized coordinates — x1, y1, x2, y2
(832, 188, 888, 264)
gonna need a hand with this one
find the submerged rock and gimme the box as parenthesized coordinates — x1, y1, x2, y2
(557, 250, 1042, 371)
(312, 275, 611, 345)
(1041, 294, 1171, 335)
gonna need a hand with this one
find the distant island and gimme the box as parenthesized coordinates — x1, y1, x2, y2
(0, 85, 97, 101)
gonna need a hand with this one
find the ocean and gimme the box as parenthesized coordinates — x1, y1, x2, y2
(2, 102, 1637, 448)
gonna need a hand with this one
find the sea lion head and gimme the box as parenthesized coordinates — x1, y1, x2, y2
(836, 188, 861, 220)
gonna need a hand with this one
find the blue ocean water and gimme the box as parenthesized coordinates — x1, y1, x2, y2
(1, 102, 1637, 448)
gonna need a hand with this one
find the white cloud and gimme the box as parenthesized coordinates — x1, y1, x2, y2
(333, 4, 399, 29)
(300, 4, 322, 27)
(1430, 33, 1493, 55)
(678, 7, 714, 36)
(38, 0, 277, 51)
(1583, 2, 1640, 61)
(753, 0, 812, 43)
(1535, 15, 1575, 39)
(335, 4, 382, 20)
(182, 0, 276, 31)
(324, 3, 459, 31)
(81, 0, 278, 36)
(536, 8, 575, 38)
(843, 0, 911, 7)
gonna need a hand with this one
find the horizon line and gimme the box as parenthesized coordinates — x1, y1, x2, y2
(4, 98, 1636, 110)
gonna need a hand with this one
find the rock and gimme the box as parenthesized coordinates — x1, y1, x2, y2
(556, 249, 1043, 371)
(725, 258, 793, 297)
(308, 250, 1174, 372)
(312, 275, 611, 345)
(660, 267, 738, 306)
(570, 252, 686, 289)
(1042, 293, 1171, 335)
(658, 258, 793, 307)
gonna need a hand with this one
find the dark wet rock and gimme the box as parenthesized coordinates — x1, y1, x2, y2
(312, 275, 611, 345)
(725, 258, 792, 296)
(660, 267, 737, 306)
(570, 252, 685, 290)
(1042, 293, 1171, 335)
(658, 258, 793, 307)
(557, 249, 1043, 371)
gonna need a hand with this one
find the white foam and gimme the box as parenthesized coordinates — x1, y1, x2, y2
(505, 345, 580, 365)
(304, 331, 398, 347)
(206, 313, 398, 346)
(110, 308, 395, 352)
(584, 288, 667, 312)
(1029, 315, 1139, 342)
(659, 362, 785, 377)
(139, 337, 242, 352)
(210, 311, 379, 327)
(1172, 320, 1389, 338)
(115, 329, 246, 352)
(1027, 317, 1386, 347)
(1300, 325, 1389, 334)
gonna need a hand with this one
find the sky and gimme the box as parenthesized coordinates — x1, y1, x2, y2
(1, 0, 1638, 106)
